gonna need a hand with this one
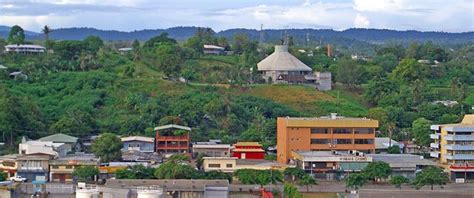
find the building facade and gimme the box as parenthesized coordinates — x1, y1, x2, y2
(231, 142, 265, 160)
(277, 114, 379, 164)
(19, 140, 68, 157)
(16, 154, 52, 182)
(292, 151, 372, 180)
(155, 124, 191, 156)
(203, 157, 287, 173)
(49, 154, 99, 183)
(121, 136, 155, 153)
(367, 154, 436, 179)
(0, 154, 19, 178)
(430, 114, 474, 181)
(192, 142, 231, 158)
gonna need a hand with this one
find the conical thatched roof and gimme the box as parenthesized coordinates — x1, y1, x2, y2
(257, 45, 312, 72)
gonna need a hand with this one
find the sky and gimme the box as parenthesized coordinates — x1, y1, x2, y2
(0, 0, 473, 32)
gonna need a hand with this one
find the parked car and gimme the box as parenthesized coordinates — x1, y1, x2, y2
(9, 176, 27, 182)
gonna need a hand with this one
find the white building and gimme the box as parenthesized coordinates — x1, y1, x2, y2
(203, 45, 225, 55)
(18, 139, 68, 157)
(5, 44, 45, 54)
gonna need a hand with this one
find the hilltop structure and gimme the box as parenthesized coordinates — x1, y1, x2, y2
(257, 45, 331, 91)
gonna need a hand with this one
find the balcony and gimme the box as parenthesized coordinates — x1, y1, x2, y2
(430, 151, 440, 158)
(430, 133, 440, 140)
(430, 143, 439, 149)
(445, 144, 474, 151)
(444, 154, 474, 160)
(444, 135, 474, 141)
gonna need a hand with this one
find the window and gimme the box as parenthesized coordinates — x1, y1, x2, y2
(333, 128, 352, 134)
(226, 164, 233, 168)
(208, 164, 221, 168)
(354, 128, 373, 134)
(311, 139, 330, 144)
(66, 165, 73, 169)
(354, 139, 373, 144)
(336, 139, 352, 144)
(52, 165, 59, 169)
(311, 128, 329, 134)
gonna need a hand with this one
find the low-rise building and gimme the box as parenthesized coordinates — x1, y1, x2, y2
(202, 157, 287, 173)
(121, 150, 162, 164)
(121, 136, 155, 153)
(5, 44, 45, 54)
(291, 151, 372, 180)
(16, 154, 52, 182)
(430, 114, 474, 181)
(49, 153, 99, 183)
(192, 141, 231, 158)
(19, 139, 68, 157)
(375, 137, 403, 153)
(203, 45, 225, 55)
(367, 154, 437, 179)
(37, 133, 81, 152)
(232, 142, 265, 160)
(0, 154, 19, 178)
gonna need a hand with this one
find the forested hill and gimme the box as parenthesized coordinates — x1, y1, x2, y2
(1, 25, 473, 45)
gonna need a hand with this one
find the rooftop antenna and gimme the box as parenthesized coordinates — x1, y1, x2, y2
(259, 24, 265, 45)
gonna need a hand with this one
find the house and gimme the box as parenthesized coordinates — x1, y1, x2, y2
(203, 45, 225, 55)
(402, 140, 422, 154)
(277, 114, 379, 164)
(19, 139, 68, 157)
(16, 154, 52, 182)
(292, 151, 372, 180)
(257, 45, 332, 91)
(375, 137, 404, 153)
(118, 47, 133, 54)
(37, 133, 81, 152)
(430, 114, 474, 181)
(155, 124, 191, 156)
(49, 153, 99, 183)
(192, 141, 231, 158)
(0, 154, 19, 178)
(121, 150, 162, 164)
(5, 44, 45, 54)
(121, 136, 155, 153)
(367, 154, 436, 179)
(231, 142, 265, 160)
(202, 157, 287, 173)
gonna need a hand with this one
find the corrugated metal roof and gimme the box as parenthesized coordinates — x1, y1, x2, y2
(121, 136, 154, 143)
(154, 124, 191, 131)
(234, 142, 261, 146)
(257, 45, 312, 72)
(37, 133, 78, 143)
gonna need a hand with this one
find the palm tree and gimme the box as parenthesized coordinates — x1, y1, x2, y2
(42, 25, 52, 41)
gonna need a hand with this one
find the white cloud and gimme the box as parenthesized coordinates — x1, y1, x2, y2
(0, 0, 472, 32)
(354, 13, 370, 28)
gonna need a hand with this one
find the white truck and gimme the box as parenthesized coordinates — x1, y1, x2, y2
(9, 175, 27, 182)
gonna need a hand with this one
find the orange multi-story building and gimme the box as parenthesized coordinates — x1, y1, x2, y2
(277, 114, 379, 164)
(155, 124, 191, 155)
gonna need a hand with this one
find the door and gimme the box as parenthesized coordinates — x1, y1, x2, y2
(241, 153, 246, 159)
(59, 174, 66, 183)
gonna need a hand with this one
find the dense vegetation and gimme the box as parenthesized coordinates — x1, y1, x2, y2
(0, 25, 473, 154)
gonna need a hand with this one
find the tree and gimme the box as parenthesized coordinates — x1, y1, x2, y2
(132, 39, 141, 61)
(234, 169, 283, 186)
(412, 166, 448, 190)
(116, 164, 156, 179)
(8, 25, 25, 44)
(192, 170, 232, 182)
(168, 154, 191, 163)
(195, 153, 208, 170)
(411, 118, 433, 147)
(0, 172, 6, 181)
(284, 167, 306, 182)
(154, 161, 195, 179)
(390, 59, 428, 84)
(387, 145, 401, 154)
(91, 133, 122, 162)
(283, 183, 303, 198)
(390, 175, 409, 189)
(345, 173, 368, 190)
(364, 77, 398, 105)
(50, 110, 96, 137)
(297, 174, 317, 192)
(363, 162, 391, 183)
(334, 59, 366, 88)
(155, 44, 182, 77)
(73, 166, 99, 182)
(42, 25, 52, 41)
(83, 36, 104, 55)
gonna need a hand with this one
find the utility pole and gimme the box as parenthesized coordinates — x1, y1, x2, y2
(259, 24, 265, 46)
